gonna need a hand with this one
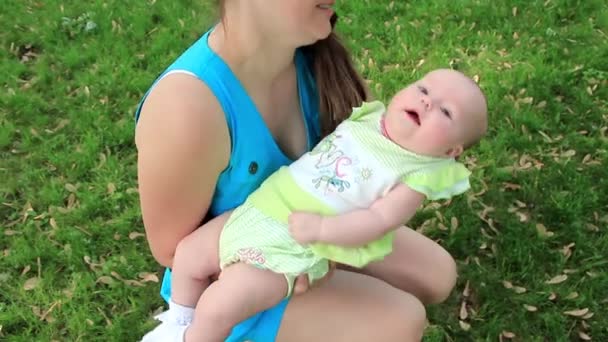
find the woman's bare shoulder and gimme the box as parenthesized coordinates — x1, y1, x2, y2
(135, 72, 228, 152)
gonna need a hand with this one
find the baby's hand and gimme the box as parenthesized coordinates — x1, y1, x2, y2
(288, 212, 323, 244)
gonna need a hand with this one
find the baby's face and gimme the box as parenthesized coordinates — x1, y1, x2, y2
(383, 69, 487, 158)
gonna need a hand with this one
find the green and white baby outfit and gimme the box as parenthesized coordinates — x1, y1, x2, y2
(219, 101, 471, 294)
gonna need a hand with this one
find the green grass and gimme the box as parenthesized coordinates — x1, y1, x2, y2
(1, 0, 607, 340)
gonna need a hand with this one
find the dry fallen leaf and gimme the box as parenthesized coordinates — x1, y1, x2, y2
(459, 320, 471, 331)
(107, 183, 116, 195)
(548, 292, 557, 300)
(49, 217, 58, 229)
(563, 308, 589, 317)
(96, 276, 115, 285)
(463, 280, 471, 298)
(21, 265, 31, 276)
(24, 277, 40, 291)
(523, 304, 538, 312)
(536, 223, 555, 237)
(578, 331, 592, 340)
(138, 272, 159, 283)
(513, 286, 527, 294)
(129, 232, 145, 240)
(65, 183, 78, 193)
(545, 274, 568, 284)
(459, 301, 468, 320)
(582, 312, 594, 320)
(502, 331, 516, 338)
(565, 292, 579, 300)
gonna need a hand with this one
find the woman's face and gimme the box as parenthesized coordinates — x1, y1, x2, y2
(248, 0, 336, 46)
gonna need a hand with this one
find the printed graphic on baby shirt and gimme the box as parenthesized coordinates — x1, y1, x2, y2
(308, 132, 360, 195)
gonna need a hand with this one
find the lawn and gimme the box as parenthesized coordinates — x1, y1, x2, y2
(1, 0, 607, 340)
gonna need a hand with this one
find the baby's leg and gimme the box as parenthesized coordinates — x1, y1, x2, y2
(185, 262, 288, 342)
(171, 221, 222, 308)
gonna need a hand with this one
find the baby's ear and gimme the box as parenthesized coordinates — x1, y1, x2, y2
(445, 145, 463, 158)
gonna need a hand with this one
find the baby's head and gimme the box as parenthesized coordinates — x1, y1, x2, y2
(383, 69, 488, 158)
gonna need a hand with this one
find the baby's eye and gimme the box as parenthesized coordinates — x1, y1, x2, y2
(417, 85, 428, 95)
(441, 107, 452, 118)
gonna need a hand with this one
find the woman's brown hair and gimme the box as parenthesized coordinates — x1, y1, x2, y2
(301, 13, 368, 136)
(217, 2, 368, 137)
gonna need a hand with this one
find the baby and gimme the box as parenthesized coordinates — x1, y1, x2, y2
(142, 69, 488, 342)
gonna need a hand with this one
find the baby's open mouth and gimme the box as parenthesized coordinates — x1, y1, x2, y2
(405, 110, 421, 125)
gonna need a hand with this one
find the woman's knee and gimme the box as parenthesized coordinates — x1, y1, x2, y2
(385, 292, 427, 341)
(427, 247, 458, 304)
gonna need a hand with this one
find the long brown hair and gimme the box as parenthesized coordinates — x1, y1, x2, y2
(217, 2, 368, 137)
(301, 13, 368, 136)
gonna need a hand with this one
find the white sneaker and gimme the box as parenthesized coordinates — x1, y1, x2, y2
(141, 311, 188, 342)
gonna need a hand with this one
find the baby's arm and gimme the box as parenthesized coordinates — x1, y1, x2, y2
(289, 183, 425, 247)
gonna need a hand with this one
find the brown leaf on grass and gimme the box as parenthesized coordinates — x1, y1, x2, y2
(459, 320, 471, 331)
(563, 308, 589, 317)
(4, 229, 21, 236)
(49, 217, 58, 229)
(512, 7, 518, 16)
(523, 304, 538, 312)
(502, 182, 521, 191)
(582, 312, 594, 320)
(129, 232, 145, 240)
(83, 256, 102, 271)
(578, 331, 592, 340)
(451, 217, 458, 232)
(561, 150, 576, 158)
(502, 331, 516, 338)
(536, 223, 555, 237)
(513, 286, 527, 294)
(459, 301, 468, 320)
(548, 292, 557, 300)
(96, 276, 115, 285)
(546, 274, 568, 284)
(21, 265, 31, 276)
(561, 243, 575, 259)
(585, 223, 599, 232)
(107, 183, 116, 195)
(566, 292, 579, 300)
(463, 280, 471, 297)
(502, 280, 513, 289)
(67, 193, 77, 209)
(24, 277, 40, 290)
(138, 272, 159, 283)
(65, 183, 78, 193)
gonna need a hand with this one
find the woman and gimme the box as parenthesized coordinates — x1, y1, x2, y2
(135, 1, 457, 340)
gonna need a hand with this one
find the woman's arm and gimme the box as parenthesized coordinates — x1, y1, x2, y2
(135, 73, 230, 267)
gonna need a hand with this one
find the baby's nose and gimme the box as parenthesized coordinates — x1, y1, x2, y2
(421, 96, 432, 110)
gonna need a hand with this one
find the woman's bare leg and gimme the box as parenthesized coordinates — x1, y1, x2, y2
(278, 270, 427, 342)
(345, 226, 458, 304)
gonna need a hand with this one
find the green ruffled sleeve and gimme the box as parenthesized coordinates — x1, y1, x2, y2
(309, 231, 395, 268)
(402, 162, 471, 200)
(347, 101, 386, 122)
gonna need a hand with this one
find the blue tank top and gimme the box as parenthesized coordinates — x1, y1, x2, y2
(136, 29, 321, 216)
(135, 27, 321, 341)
